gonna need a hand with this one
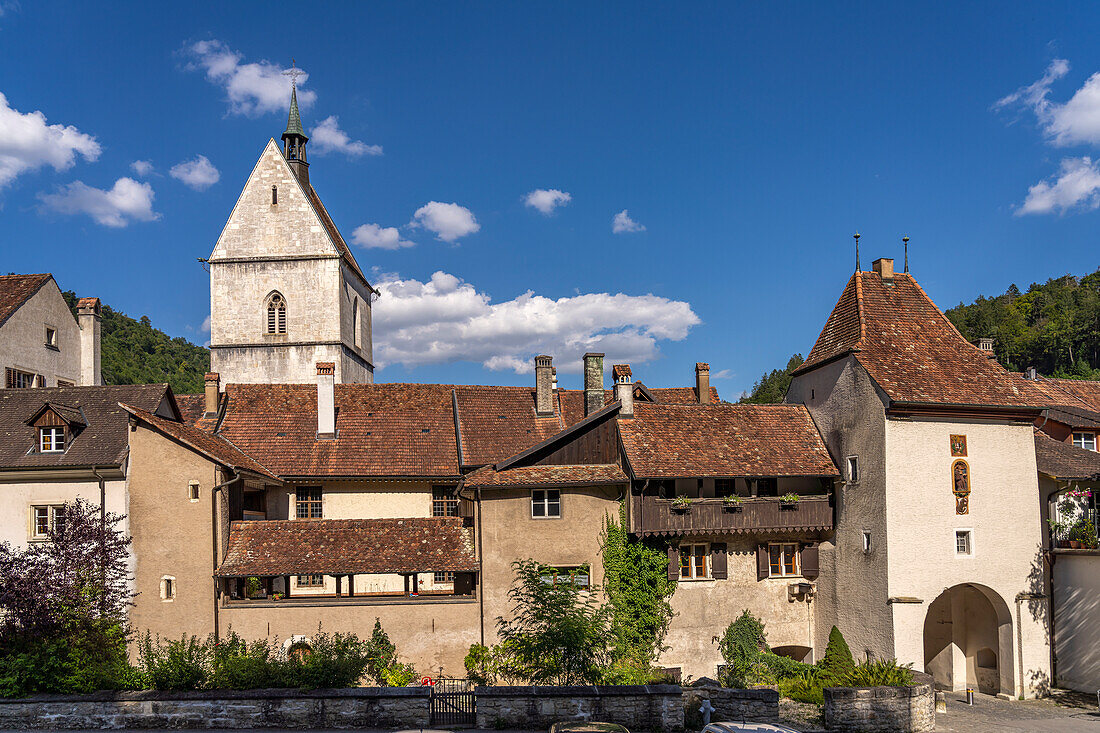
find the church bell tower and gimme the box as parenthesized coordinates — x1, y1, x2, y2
(281, 75, 309, 187)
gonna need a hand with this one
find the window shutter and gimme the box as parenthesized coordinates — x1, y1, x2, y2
(801, 543, 820, 580)
(711, 543, 727, 579)
(756, 544, 769, 581)
(667, 544, 679, 582)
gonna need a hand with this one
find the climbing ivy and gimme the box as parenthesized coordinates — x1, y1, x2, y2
(600, 501, 677, 670)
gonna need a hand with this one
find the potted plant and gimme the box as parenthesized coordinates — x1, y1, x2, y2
(1069, 517, 1097, 550)
(246, 576, 263, 599)
(1047, 519, 1067, 548)
(722, 495, 743, 512)
(271, 592, 284, 602)
(671, 496, 693, 513)
(779, 493, 800, 508)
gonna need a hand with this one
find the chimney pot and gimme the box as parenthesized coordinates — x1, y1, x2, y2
(316, 362, 336, 438)
(535, 355, 554, 416)
(872, 258, 894, 280)
(978, 337, 994, 352)
(583, 352, 605, 417)
(695, 362, 711, 404)
(613, 364, 633, 417)
(76, 297, 102, 386)
(204, 372, 220, 416)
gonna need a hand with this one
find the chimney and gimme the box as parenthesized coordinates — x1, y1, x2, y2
(695, 362, 711, 404)
(583, 352, 605, 417)
(316, 362, 336, 439)
(552, 367, 558, 392)
(613, 364, 633, 418)
(978, 337, 995, 357)
(1026, 366, 1038, 380)
(204, 373, 220, 417)
(535, 355, 554, 416)
(872, 258, 894, 280)
(76, 297, 102, 386)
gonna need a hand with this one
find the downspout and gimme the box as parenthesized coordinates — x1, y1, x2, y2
(92, 466, 107, 615)
(477, 487, 485, 646)
(210, 468, 239, 641)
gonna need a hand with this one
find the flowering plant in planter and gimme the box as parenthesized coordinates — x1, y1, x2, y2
(670, 496, 694, 511)
(779, 493, 800, 504)
(722, 495, 743, 511)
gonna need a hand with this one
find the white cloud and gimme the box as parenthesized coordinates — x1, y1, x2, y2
(200, 315, 211, 333)
(351, 222, 416, 250)
(373, 270, 700, 373)
(996, 59, 1100, 147)
(712, 368, 733, 380)
(1017, 157, 1100, 215)
(525, 188, 572, 215)
(612, 209, 645, 233)
(186, 40, 317, 116)
(0, 92, 100, 189)
(169, 154, 220, 190)
(410, 201, 480, 242)
(38, 177, 158, 227)
(311, 115, 382, 157)
(130, 160, 154, 177)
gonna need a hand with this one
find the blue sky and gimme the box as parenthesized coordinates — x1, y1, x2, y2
(3, 2, 1100, 397)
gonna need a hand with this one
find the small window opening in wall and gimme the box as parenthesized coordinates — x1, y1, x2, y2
(161, 576, 176, 601)
(847, 456, 860, 483)
(862, 531, 872, 553)
(188, 481, 200, 502)
(531, 489, 561, 518)
(1073, 432, 1097, 452)
(955, 530, 973, 556)
(811, 389, 815, 400)
(45, 327, 57, 348)
(271, 185, 278, 205)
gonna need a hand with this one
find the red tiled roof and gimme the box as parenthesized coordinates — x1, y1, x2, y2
(216, 518, 477, 577)
(1035, 430, 1100, 480)
(120, 404, 279, 480)
(174, 394, 207, 425)
(795, 272, 1045, 408)
(454, 386, 563, 467)
(0, 273, 52, 328)
(465, 463, 628, 489)
(619, 402, 838, 478)
(1035, 377, 1100, 413)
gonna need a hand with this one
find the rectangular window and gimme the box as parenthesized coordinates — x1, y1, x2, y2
(1073, 433, 1097, 452)
(295, 487, 323, 519)
(531, 489, 561, 518)
(679, 544, 709, 580)
(39, 427, 65, 452)
(434, 571, 455, 584)
(847, 456, 860, 482)
(44, 327, 57, 348)
(540, 566, 591, 588)
(955, 530, 973, 556)
(768, 542, 800, 577)
(56, 379, 75, 388)
(188, 481, 200, 502)
(161, 576, 176, 601)
(6, 368, 38, 389)
(862, 531, 872, 553)
(756, 478, 778, 497)
(432, 486, 459, 517)
(31, 505, 65, 539)
(715, 478, 736, 495)
(296, 574, 324, 587)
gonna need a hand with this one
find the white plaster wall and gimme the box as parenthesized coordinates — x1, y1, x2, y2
(885, 418, 1050, 697)
(0, 281, 81, 386)
(0, 478, 127, 548)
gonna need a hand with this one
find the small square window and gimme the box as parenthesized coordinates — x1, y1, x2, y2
(432, 486, 459, 517)
(1073, 433, 1097, 452)
(295, 487, 322, 519)
(45, 327, 57, 348)
(862, 531, 872, 553)
(955, 530, 973, 556)
(531, 489, 561, 518)
(188, 481, 200, 502)
(39, 427, 65, 453)
(847, 456, 860, 483)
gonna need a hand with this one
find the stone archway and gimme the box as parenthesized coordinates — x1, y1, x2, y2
(923, 583, 1014, 695)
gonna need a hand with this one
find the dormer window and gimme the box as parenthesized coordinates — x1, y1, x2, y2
(1073, 433, 1097, 452)
(40, 426, 65, 452)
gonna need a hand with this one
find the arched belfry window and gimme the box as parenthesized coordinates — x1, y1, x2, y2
(266, 292, 287, 335)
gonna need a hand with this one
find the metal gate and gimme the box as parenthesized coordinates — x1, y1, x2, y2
(429, 678, 476, 726)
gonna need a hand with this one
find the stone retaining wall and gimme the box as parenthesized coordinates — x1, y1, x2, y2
(682, 685, 779, 727)
(0, 688, 430, 730)
(823, 673, 935, 732)
(475, 685, 683, 730)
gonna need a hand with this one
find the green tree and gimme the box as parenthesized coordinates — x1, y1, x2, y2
(740, 354, 804, 404)
(819, 626, 855, 680)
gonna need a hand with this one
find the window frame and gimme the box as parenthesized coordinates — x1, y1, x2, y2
(433, 571, 456, 585)
(1073, 432, 1097, 452)
(847, 456, 860, 483)
(295, 487, 323, 519)
(265, 292, 287, 335)
(955, 529, 974, 558)
(862, 530, 872, 553)
(160, 575, 176, 602)
(295, 574, 324, 588)
(679, 543, 710, 580)
(188, 481, 200, 502)
(768, 542, 801, 578)
(432, 486, 459, 517)
(31, 504, 66, 540)
(6, 367, 38, 389)
(531, 488, 561, 519)
(44, 326, 58, 349)
(39, 426, 66, 453)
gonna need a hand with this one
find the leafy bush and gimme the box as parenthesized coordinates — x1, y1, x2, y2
(844, 659, 914, 687)
(819, 626, 855, 679)
(718, 610, 768, 670)
(209, 632, 282, 689)
(779, 670, 825, 704)
(137, 633, 210, 691)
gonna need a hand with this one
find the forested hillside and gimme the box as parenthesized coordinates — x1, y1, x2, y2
(739, 354, 804, 404)
(62, 292, 210, 394)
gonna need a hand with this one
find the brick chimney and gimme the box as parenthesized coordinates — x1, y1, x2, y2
(76, 297, 102, 386)
(316, 362, 336, 439)
(613, 364, 633, 418)
(872, 258, 894, 280)
(583, 352, 605, 417)
(695, 362, 711, 404)
(535, 355, 554, 416)
(204, 372, 220, 417)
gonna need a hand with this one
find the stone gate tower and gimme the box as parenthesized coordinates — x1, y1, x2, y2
(207, 80, 376, 386)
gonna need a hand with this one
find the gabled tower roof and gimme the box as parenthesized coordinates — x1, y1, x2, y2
(283, 83, 306, 140)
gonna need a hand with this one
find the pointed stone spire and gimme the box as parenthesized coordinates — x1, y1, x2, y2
(281, 61, 310, 185)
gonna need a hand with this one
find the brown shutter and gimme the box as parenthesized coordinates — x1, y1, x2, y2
(711, 542, 728, 579)
(756, 544, 769, 581)
(667, 543, 680, 581)
(801, 543, 820, 580)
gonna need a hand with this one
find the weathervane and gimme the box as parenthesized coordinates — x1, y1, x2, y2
(853, 232, 861, 272)
(283, 59, 304, 88)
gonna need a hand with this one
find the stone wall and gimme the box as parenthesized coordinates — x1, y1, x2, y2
(682, 686, 778, 727)
(823, 674, 935, 732)
(0, 688, 430, 730)
(475, 685, 683, 730)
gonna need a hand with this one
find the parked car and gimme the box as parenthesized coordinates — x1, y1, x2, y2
(550, 724, 630, 733)
(701, 724, 800, 733)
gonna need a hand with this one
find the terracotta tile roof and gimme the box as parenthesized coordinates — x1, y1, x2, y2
(555, 385, 717, 426)
(454, 386, 563, 467)
(1034, 377, 1100, 413)
(174, 394, 207, 425)
(619, 402, 838, 478)
(795, 272, 1045, 408)
(1035, 430, 1100, 480)
(120, 404, 279, 481)
(0, 385, 168, 470)
(465, 463, 628, 489)
(0, 273, 52, 328)
(216, 518, 477, 577)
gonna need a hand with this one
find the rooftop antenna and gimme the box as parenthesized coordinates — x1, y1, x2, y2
(853, 232, 861, 272)
(903, 236, 910, 273)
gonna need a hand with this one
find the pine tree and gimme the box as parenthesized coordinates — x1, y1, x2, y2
(819, 625, 855, 680)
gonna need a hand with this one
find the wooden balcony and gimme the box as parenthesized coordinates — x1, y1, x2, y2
(629, 494, 833, 537)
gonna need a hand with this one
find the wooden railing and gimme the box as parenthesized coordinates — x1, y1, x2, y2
(629, 494, 833, 537)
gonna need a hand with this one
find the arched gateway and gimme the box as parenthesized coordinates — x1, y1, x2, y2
(923, 583, 1014, 695)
